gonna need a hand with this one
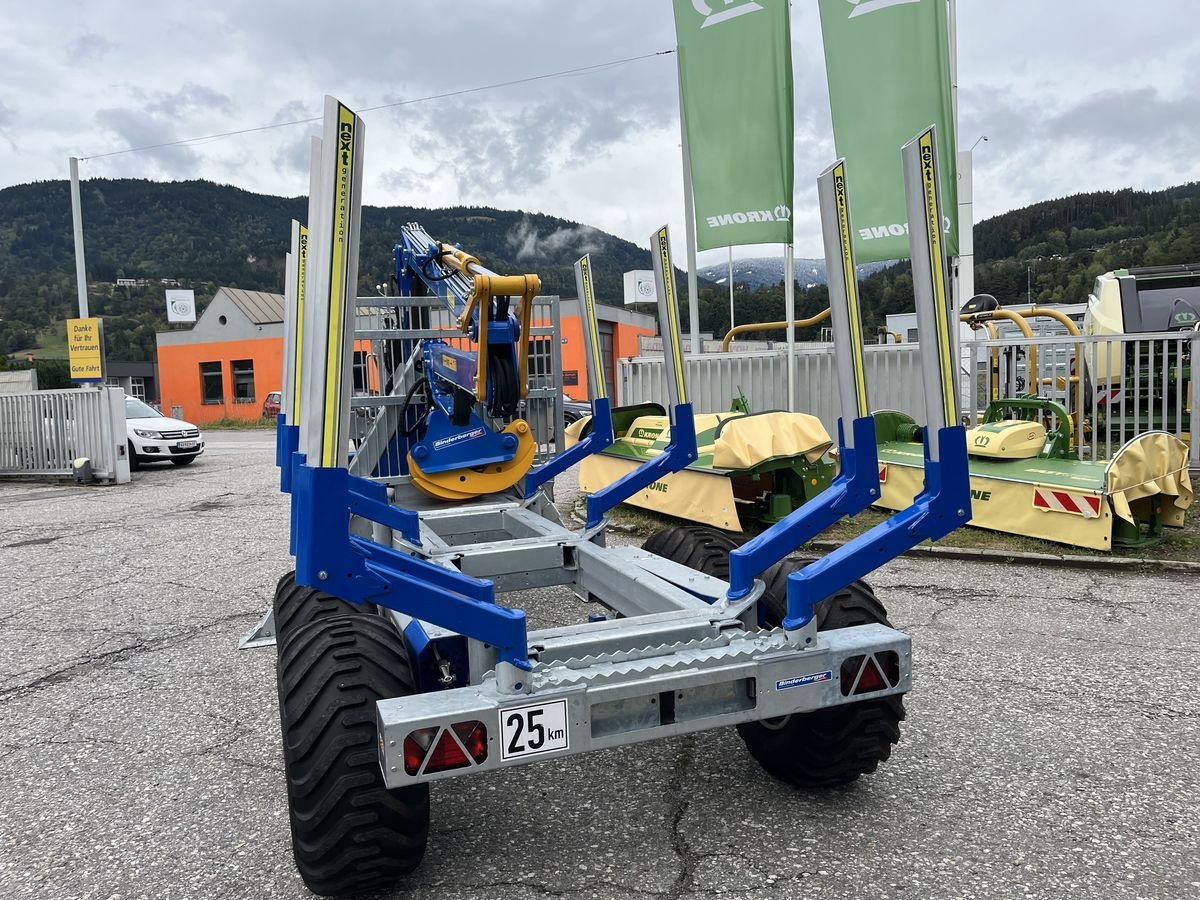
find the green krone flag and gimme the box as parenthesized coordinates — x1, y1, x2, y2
(673, 0, 794, 251)
(819, 0, 958, 263)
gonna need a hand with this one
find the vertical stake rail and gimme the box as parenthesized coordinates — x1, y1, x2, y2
(904, 126, 961, 446)
(297, 97, 366, 469)
(776, 126, 972, 637)
(577, 255, 607, 407)
(652, 225, 689, 417)
(726, 160, 881, 600)
(278, 220, 308, 489)
(296, 135, 325, 463)
(585, 226, 697, 527)
(523, 254, 614, 497)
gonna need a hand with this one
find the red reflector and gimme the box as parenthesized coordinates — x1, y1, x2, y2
(403, 726, 437, 776)
(452, 720, 488, 764)
(424, 728, 472, 774)
(855, 658, 887, 694)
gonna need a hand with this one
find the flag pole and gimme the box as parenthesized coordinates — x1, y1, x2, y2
(785, 243, 795, 411)
(69, 157, 89, 319)
(676, 53, 702, 356)
(728, 246, 734, 334)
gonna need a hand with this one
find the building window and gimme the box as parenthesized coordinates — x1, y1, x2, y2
(352, 350, 369, 394)
(907, 328, 919, 342)
(200, 362, 224, 404)
(232, 359, 256, 403)
(130, 377, 146, 401)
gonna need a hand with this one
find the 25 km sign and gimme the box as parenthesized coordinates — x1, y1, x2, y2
(499, 699, 570, 760)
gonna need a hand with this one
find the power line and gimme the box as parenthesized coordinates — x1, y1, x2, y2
(79, 49, 675, 162)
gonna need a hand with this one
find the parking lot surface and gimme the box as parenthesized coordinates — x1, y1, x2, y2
(1, 432, 1197, 900)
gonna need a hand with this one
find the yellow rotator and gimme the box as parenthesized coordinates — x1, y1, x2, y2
(408, 420, 537, 501)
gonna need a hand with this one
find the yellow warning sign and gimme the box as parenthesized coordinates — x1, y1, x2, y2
(67, 317, 105, 381)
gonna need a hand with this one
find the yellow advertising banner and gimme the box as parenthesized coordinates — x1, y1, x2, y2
(66, 317, 105, 381)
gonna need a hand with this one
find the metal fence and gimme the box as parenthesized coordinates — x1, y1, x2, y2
(0, 370, 38, 393)
(0, 386, 131, 481)
(620, 343, 927, 428)
(620, 330, 1198, 468)
(964, 330, 1198, 466)
(349, 295, 563, 478)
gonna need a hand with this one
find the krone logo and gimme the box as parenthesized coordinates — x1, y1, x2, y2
(691, 0, 764, 28)
(706, 205, 791, 229)
(846, 0, 921, 18)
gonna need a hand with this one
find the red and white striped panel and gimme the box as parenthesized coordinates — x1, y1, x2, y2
(1032, 488, 1102, 519)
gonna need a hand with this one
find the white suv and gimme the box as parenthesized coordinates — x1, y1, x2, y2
(125, 396, 205, 469)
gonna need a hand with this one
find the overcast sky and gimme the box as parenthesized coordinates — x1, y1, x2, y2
(2, 1, 1198, 264)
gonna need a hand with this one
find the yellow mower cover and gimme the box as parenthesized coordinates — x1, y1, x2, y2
(876, 429, 1192, 551)
(568, 410, 834, 531)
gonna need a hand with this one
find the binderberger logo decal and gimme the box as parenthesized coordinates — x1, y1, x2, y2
(706, 205, 791, 230)
(432, 427, 486, 450)
(846, 0, 921, 19)
(691, 0, 764, 28)
(776, 671, 833, 690)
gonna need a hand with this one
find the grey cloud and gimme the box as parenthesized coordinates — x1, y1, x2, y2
(273, 132, 318, 178)
(0, 99, 15, 151)
(66, 33, 115, 63)
(270, 100, 314, 125)
(960, 82, 1200, 209)
(381, 76, 668, 205)
(93, 107, 200, 177)
(144, 83, 235, 118)
(506, 217, 607, 261)
(1046, 87, 1200, 144)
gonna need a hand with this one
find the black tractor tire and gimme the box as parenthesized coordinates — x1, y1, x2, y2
(737, 557, 905, 788)
(642, 527, 904, 789)
(272, 571, 373, 653)
(170, 456, 195, 466)
(641, 526, 740, 578)
(277, 614, 430, 896)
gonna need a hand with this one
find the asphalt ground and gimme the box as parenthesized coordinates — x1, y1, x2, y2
(1, 433, 1197, 900)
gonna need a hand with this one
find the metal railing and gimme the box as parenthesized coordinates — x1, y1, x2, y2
(0, 386, 130, 481)
(349, 295, 563, 478)
(620, 330, 1197, 468)
(964, 330, 1197, 466)
(620, 343, 927, 430)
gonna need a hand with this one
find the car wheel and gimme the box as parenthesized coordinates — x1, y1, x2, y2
(127, 441, 141, 471)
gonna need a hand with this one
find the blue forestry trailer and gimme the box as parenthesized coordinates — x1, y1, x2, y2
(248, 97, 970, 896)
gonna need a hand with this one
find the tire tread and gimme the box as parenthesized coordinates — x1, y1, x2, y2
(277, 613, 429, 896)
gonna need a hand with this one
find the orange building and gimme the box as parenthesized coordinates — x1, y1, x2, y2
(156, 289, 657, 424)
(557, 300, 656, 401)
(156, 288, 285, 424)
